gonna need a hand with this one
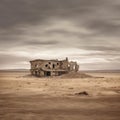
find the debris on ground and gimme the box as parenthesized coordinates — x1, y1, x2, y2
(75, 91, 89, 96)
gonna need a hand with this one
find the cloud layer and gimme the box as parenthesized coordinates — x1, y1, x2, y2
(0, 0, 120, 70)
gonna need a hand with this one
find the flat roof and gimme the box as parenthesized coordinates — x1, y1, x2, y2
(30, 59, 66, 62)
(42, 68, 67, 72)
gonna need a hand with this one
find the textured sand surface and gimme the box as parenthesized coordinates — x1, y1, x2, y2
(0, 71, 120, 120)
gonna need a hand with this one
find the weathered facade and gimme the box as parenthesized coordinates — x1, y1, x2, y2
(30, 57, 79, 77)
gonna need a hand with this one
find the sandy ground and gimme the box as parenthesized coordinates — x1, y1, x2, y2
(0, 71, 120, 120)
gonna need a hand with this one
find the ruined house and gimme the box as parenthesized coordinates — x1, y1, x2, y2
(30, 57, 79, 77)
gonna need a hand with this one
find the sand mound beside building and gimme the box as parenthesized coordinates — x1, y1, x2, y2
(59, 72, 92, 78)
(23, 71, 92, 78)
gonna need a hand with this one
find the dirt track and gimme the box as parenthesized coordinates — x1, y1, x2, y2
(0, 71, 120, 120)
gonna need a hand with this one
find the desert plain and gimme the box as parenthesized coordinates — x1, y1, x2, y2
(0, 71, 120, 120)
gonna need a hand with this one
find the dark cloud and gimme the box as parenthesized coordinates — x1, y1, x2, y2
(0, 0, 46, 28)
(23, 40, 59, 46)
(78, 45, 120, 52)
(0, 0, 120, 69)
(0, 0, 119, 29)
(0, 0, 120, 37)
(85, 20, 120, 36)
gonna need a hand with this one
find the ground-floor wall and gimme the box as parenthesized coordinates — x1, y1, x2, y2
(30, 69, 68, 77)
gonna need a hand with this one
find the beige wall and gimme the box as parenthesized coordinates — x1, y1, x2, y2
(30, 60, 68, 71)
(30, 59, 79, 77)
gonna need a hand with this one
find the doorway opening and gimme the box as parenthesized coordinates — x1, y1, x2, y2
(45, 71, 51, 76)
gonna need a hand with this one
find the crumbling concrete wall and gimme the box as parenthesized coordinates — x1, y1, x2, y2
(69, 61, 79, 72)
(30, 57, 79, 77)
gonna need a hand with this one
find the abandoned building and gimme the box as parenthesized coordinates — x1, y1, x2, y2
(30, 57, 79, 77)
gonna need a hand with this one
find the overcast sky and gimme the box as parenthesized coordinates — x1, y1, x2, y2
(0, 0, 120, 70)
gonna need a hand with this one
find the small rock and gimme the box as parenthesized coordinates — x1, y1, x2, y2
(75, 91, 89, 96)
(69, 87, 74, 89)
